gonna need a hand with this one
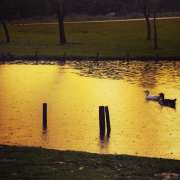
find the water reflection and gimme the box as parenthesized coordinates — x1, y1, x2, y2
(68, 60, 180, 89)
(0, 60, 180, 160)
(99, 135, 110, 154)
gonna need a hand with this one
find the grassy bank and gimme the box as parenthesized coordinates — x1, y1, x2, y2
(0, 18, 180, 57)
(0, 145, 180, 179)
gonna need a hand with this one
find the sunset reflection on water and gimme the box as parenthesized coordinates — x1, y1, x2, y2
(0, 60, 180, 159)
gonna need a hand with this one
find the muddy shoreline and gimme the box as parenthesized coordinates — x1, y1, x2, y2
(0, 54, 180, 62)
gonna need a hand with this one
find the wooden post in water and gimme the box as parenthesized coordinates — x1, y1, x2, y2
(105, 106, 111, 137)
(99, 106, 105, 139)
(43, 103, 47, 130)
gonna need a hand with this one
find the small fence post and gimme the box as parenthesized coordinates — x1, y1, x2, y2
(99, 106, 105, 139)
(43, 103, 47, 130)
(105, 106, 111, 137)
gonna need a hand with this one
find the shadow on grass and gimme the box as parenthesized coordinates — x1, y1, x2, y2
(0, 145, 180, 179)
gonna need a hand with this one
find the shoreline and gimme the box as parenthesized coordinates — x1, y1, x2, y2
(0, 54, 180, 62)
(0, 144, 180, 179)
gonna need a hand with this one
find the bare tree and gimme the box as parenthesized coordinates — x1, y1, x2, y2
(0, 0, 11, 43)
(51, 0, 66, 45)
(152, 7, 158, 49)
(140, 0, 160, 49)
(142, 0, 151, 40)
(150, 0, 160, 49)
(0, 17, 10, 43)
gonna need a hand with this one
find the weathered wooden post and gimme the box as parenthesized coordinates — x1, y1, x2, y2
(43, 103, 47, 130)
(99, 106, 105, 139)
(105, 106, 111, 137)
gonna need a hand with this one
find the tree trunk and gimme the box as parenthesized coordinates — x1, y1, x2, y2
(57, 7, 66, 45)
(143, 7, 151, 40)
(153, 12, 158, 50)
(0, 18, 10, 43)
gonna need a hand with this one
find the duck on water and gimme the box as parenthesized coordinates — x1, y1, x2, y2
(159, 93, 177, 108)
(144, 90, 160, 101)
(144, 90, 177, 108)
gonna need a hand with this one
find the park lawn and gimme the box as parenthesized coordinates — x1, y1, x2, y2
(0, 145, 180, 180)
(0, 18, 180, 57)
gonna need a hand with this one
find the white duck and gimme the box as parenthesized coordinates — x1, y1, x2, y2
(144, 90, 160, 101)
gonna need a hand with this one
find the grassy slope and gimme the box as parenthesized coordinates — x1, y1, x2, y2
(0, 19, 180, 57)
(0, 145, 180, 180)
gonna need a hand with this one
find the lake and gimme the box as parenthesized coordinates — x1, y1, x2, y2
(0, 60, 180, 160)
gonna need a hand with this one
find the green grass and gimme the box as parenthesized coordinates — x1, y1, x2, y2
(0, 18, 180, 57)
(0, 145, 180, 180)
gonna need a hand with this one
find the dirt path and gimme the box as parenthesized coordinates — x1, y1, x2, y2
(16, 16, 180, 26)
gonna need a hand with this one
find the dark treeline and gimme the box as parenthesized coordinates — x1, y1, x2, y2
(0, 0, 50, 19)
(1, 0, 180, 20)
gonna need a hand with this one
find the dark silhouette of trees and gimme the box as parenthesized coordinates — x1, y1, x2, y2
(142, 0, 152, 40)
(1, 0, 179, 47)
(153, 11, 158, 49)
(0, 0, 11, 43)
(16, 0, 50, 19)
(0, 18, 10, 43)
(151, 0, 160, 50)
(51, 0, 66, 45)
(1, 0, 180, 21)
(57, 0, 66, 45)
(139, 0, 159, 49)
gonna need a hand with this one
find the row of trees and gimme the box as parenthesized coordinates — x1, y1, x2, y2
(142, 0, 159, 49)
(1, 0, 179, 48)
(0, 0, 67, 44)
(1, 0, 180, 18)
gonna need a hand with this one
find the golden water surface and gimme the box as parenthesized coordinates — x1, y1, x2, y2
(0, 61, 180, 159)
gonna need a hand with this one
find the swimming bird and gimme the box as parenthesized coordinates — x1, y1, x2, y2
(144, 90, 160, 101)
(159, 93, 176, 108)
